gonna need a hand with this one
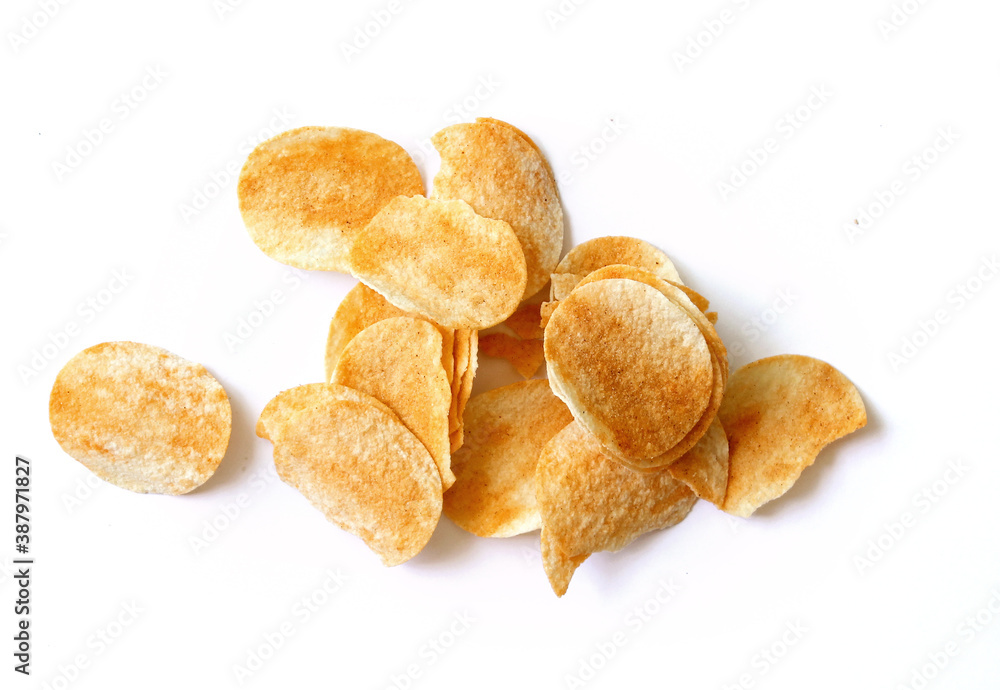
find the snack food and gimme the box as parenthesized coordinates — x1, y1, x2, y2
(349, 195, 527, 329)
(238, 127, 423, 272)
(444, 380, 573, 537)
(432, 118, 563, 299)
(49, 341, 231, 495)
(719, 355, 867, 517)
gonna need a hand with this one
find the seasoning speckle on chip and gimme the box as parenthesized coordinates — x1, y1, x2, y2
(50, 341, 231, 495)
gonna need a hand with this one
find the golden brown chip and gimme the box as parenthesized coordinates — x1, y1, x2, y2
(706, 311, 719, 325)
(275, 399, 442, 566)
(536, 422, 698, 558)
(555, 236, 682, 285)
(444, 380, 573, 537)
(544, 279, 713, 463)
(324, 282, 411, 382)
(257, 382, 395, 442)
(541, 528, 589, 598)
(432, 119, 563, 299)
(238, 127, 423, 272)
(666, 417, 730, 507)
(349, 196, 526, 329)
(719, 355, 867, 517)
(504, 302, 545, 340)
(324, 283, 456, 390)
(478, 333, 545, 379)
(333, 317, 454, 489)
(49, 341, 231, 495)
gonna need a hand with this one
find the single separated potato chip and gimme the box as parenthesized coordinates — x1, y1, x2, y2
(432, 118, 563, 299)
(349, 196, 527, 329)
(238, 127, 423, 272)
(275, 399, 442, 566)
(444, 380, 573, 538)
(555, 236, 683, 285)
(544, 279, 713, 463)
(257, 382, 396, 442)
(478, 333, 545, 379)
(719, 355, 867, 518)
(333, 317, 455, 489)
(536, 422, 697, 594)
(50, 341, 231, 495)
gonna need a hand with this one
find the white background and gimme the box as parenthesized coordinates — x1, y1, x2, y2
(2, 0, 999, 688)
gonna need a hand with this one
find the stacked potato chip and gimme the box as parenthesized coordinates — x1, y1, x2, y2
(239, 119, 867, 595)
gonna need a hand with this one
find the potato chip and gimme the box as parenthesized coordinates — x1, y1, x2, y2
(333, 317, 454, 489)
(432, 119, 563, 299)
(257, 382, 395, 442)
(457, 329, 478, 427)
(555, 236, 682, 285)
(666, 417, 729, 507)
(238, 127, 423, 272)
(444, 380, 573, 537)
(504, 302, 545, 340)
(49, 341, 231, 495)
(324, 282, 456, 389)
(275, 399, 442, 566)
(349, 195, 527, 329)
(536, 422, 697, 557)
(478, 333, 545, 379)
(719, 355, 867, 517)
(541, 528, 589, 598)
(539, 301, 558, 329)
(544, 279, 713, 463)
(550, 273, 585, 302)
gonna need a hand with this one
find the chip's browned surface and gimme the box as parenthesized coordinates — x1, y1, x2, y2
(544, 279, 713, 462)
(432, 119, 563, 299)
(444, 380, 573, 537)
(537, 422, 697, 559)
(555, 236, 682, 285)
(719, 355, 867, 517)
(666, 416, 730, 507)
(275, 399, 442, 566)
(257, 383, 396, 442)
(49, 341, 231, 495)
(504, 302, 545, 340)
(238, 127, 423, 272)
(333, 317, 454, 489)
(541, 527, 589, 597)
(479, 333, 545, 379)
(349, 196, 527, 329)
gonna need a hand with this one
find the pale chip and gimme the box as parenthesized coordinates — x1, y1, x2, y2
(550, 273, 584, 302)
(349, 196, 526, 329)
(536, 421, 697, 558)
(666, 417, 730, 507)
(324, 282, 411, 382)
(257, 382, 395, 442)
(544, 279, 713, 463)
(49, 341, 231, 495)
(555, 236, 683, 285)
(432, 119, 563, 299)
(478, 333, 545, 379)
(275, 399, 442, 566)
(719, 355, 867, 517)
(444, 380, 573, 537)
(238, 127, 423, 272)
(333, 317, 454, 489)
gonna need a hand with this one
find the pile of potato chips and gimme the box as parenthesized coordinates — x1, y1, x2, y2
(237, 117, 867, 595)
